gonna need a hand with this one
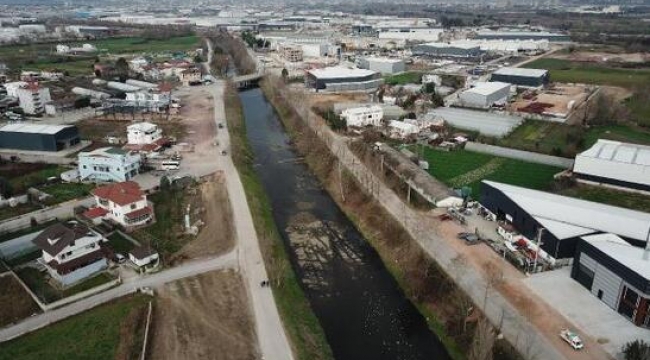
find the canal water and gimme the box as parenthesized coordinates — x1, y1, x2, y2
(239, 88, 451, 360)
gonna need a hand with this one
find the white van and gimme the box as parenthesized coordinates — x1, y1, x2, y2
(161, 161, 180, 171)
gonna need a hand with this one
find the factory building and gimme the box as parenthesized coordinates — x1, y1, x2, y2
(306, 67, 382, 92)
(341, 105, 383, 127)
(572, 234, 650, 328)
(279, 44, 304, 62)
(0, 124, 80, 152)
(573, 139, 650, 193)
(474, 30, 571, 42)
(490, 67, 549, 88)
(356, 57, 405, 75)
(377, 28, 443, 42)
(480, 181, 650, 260)
(458, 81, 511, 108)
(412, 42, 482, 58)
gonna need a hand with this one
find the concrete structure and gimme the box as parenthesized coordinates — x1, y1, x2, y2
(356, 57, 405, 75)
(85, 181, 153, 229)
(0, 124, 80, 152)
(127, 122, 162, 145)
(279, 44, 303, 62)
(180, 68, 202, 86)
(424, 107, 522, 137)
(11, 83, 51, 115)
(306, 67, 382, 92)
(459, 82, 511, 108)
(106, 81, 141, 93)
(124, 91, 170, 112)
(72, 87, 111, 100)
(388, 120, 418, 139)
(480, 181, 650, 260)
(474, 29, 570, 42)
(572, 233, 650, 328)
(341, 105, 383, 127)
(574, 139, 650, 193)
(78, 147, 141, 182)
(32, 221, 107, 286)
(128, 245, 159, 267)
(377, 28, 443, 42)
(490, 67, 549, 88)
(412, 42, 482, 58)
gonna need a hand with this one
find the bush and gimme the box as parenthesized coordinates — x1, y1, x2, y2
(622, 340, 650, 360)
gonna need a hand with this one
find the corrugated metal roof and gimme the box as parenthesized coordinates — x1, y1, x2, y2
(485, 180, 650, 243)
(0, 123, 72, 135)
(492, 67, 548, 78)
(426, 107, 522, 137)
(308, 66, 376, 79)
(463, 81, 511, 96)
(582, 233, 650, 281)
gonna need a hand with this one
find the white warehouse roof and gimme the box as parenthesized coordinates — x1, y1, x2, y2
(574, 139, 650, 189)
(426, 107, 522, 137)
(342, 105, 383, 116)
(0, 123, 73, 135)
(463, 81, 511, 96)
(582, 233, 650, 281)
(484, 180, 650, 243)
(492, 67, 548, 78)
(418, 41, 480, 50)
(308, 67, 376, 80)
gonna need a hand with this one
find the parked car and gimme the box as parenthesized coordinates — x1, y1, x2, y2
(218, 123, 224, 129)
(457, 232, 480, 245)
(559, 329, 584, 350)
(221, 150, 227, 156)
(115, 253, 126, 264)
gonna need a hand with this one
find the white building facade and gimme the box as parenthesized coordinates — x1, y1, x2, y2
(459, 82, 511, 108)
(341, 106, 383, 127)
(127, 122, 163, 145)
(88, 181, 154, 229)
(78, 147, 141, 182)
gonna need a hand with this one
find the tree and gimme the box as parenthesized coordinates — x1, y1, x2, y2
(0, 177, 12, 198)
(160, 176, 171, 191)
(74, 96, 91, 109)
(281, 68, 289, 81)
(422, 82, 436, 94)
(115, 57, 129, 81)
(622, 340, 650, 360)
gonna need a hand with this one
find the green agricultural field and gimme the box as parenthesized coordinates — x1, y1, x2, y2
(91, 35, 201, 54)
(0, 295, 149, 360)
(23, 58, 96, 76)
(417, 146, 562, 198)
(498, 120, 650, 157)
(384, 71, 423, 85)
(522, 58, 650, 88)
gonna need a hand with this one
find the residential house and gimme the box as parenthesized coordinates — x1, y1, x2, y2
(78, 147, 142, 182)
(33, 221, 108, 286)
(9, 82, 51, 115)
(388, 120, 418, 139)
(341, 105, 383, 127)
(128, 245, 159, 268)
(84, 181, 154, 229)
(180, 68, 202, 86)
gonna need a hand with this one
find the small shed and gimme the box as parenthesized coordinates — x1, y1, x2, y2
(129, 246, 159, 267)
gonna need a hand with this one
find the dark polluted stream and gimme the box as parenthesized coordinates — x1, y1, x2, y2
(239, 88, 451, 360)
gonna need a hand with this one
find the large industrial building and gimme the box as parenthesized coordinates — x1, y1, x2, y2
(0, 124, 80, 152)
(573, 139, 650, 193)
(490, 67, 549, 88)
(425, 107, 522, 137)
(459, 82, 511, 108)
(474, 30, 571, 42)
(356, 57, 405, 75)
(572, 233, 650, 328)
(412, 42, 482, 58)
(480, 181, 650, 260)
(305, 67, 382, 92)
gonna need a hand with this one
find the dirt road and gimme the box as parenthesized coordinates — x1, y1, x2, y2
(149, 270, 258, 360)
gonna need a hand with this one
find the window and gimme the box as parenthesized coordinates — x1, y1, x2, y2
(597, 290, 603, 299)
(130, 204, 137, 209)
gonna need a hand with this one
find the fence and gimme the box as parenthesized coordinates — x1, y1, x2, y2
(465, 141, 574, 168)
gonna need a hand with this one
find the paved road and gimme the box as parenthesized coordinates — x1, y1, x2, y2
(0, 252, 237, 342)
(209, 79, 295, 360)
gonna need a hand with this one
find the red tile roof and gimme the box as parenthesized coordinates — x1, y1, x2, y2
(125, 206, 152, 220)
(83, 207, 109, 219)
(92, 181, 144, 206)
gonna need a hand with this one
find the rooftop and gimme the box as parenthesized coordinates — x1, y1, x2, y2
(582, 233, 650, 281)
(33, 221, 99, 257)
(484, 180, 650, 242)
(419, 41, 481, 50)
(425, 107, 522, 137)
(308, 66, 376, 80)
(127, 122, 158, 132)
(92, 181, 144, 206)
(0, 123, 73, 135)
(364, 57, 404, 64)
(577, 139, 650, 166)
(463, 81, 511, 96)
(342, 105, 383, 116)
(492, 67, 548, 78)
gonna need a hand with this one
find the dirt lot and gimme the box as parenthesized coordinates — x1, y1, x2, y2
(76, 115, 187, 145)
(173, 175, 234, 261)
(148, 270, 258, 360)
(551, 50, 650, 64)
(0, 274, 40, 328)
(510, 84, 591, 119)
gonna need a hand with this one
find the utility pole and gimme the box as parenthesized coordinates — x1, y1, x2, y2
(533, 228, 544, 273)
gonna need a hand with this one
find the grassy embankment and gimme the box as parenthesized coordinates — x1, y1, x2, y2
(384, 71, 424, 85)
(0, 295, 150, 360)
(223, 83, 334, 360)
(259, 78, 517, 360)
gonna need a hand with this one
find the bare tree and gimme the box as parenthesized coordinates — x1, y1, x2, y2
(468, 316, 496, 360)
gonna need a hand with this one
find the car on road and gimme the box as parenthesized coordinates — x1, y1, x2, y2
(221, 150, 227, 156)
(218, 123, 224, 129)
(559, 329, 584, 350)
(457, 232, 480, 245)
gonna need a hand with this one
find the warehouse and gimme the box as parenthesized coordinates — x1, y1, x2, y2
(0, 123, 80, 152)
(425, 107, 522, 137)
(356, 57, 405, 75)
(474, 30, 571, 42)
(412, 42, 482, 58)
(573, 139, 650, 193)
(571, 234, 650, 328)
(459, 81, 511, 108)
(480, 181, 650, 260)
(306, 67, 382, 92)
(490, 67, 549, 88)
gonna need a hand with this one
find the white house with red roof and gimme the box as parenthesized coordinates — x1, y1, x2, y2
(84, 181, 154, 230)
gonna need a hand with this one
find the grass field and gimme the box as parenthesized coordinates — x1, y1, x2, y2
(15, 268, 115, 304)
(417, 146, 562, 198)
(384, 71, 423, 85)
(107, 232, 136, 254)
(0, 275, 40, 328)
(522, 58, 650, 88)
(0, 295, 149, 360)
(498, 120, 650, 156)
(39, 182, 95, 204)
(23, 58, 96, 76)
(559, 185, 650, 213)
(8, 165, 68, 194)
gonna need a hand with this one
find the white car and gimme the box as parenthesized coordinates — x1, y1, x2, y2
(559, 329, 584, 350)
